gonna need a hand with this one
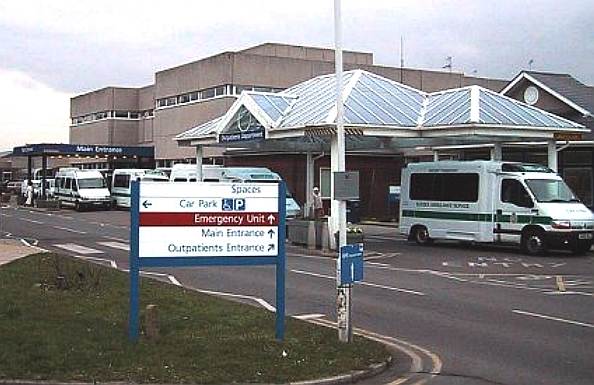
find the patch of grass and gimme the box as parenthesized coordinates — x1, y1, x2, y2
(0, 253, 389, 383)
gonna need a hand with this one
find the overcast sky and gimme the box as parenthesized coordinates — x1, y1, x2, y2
(1, 0, 593, 150)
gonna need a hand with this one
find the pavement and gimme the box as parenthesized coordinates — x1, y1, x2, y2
(0, 238, 46, 266)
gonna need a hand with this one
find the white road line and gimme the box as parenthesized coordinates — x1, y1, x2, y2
(20, 218, 44, 224)
(77, 255, 118, 269)
(293, 313, 325, 320)
(512, 309, 594, 329)
(167, 275, 182, 286)
(54, 243, 103, 254)
(193, 287, 277, 312)
(291, 269, 425, 296)
(103, 236, 128, 243)
(97, 241, 129, 251)
(53, 226, 87, 234)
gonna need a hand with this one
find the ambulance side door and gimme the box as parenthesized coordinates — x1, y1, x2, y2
(494, 178, 535, 244)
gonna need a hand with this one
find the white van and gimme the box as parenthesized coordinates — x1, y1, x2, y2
(220, 167, 302, 218)
(54, 168, 111, 211)
(111, 169, 169, 208)
(400, 161, 594, 255)
(169, 164, 225, 182)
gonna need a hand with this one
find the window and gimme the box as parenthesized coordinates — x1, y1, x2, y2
(563, 168, 592, 206)
(201, 88, 215, 99)
(320, 168, 331, 199)
(65, 178, 71, 189)
(215, 86, 226, 96)
(410, 173, 479, 202)
(189, 92, 199, 101)
(179, 94, 190, 103)
(501, 179, 533, 208)
(114, 111, 128, 118)
(78, 178, 107, 189)
(157, 99, 167, 108)
(129, 112, 139, 119)
(113, 174, 130, 188)
(166, 97, 177, 106)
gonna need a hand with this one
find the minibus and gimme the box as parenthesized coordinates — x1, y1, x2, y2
(54, 168, 111, 211)
(111, 169, 169, 208)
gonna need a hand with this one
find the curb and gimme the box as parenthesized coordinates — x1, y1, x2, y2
(0, 355, 392, 385)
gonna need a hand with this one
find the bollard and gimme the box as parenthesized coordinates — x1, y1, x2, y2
(145, 304, 160, 340)
(555, 275, 566, 292)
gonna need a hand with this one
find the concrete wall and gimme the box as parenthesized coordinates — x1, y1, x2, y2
(70, 120, 112, 144)
(155, 53, 233, 98)
(153, 97, 235, 159)
(239, 43, 373, 65)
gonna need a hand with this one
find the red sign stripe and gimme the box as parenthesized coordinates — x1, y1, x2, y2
(139, 212, 279, 226)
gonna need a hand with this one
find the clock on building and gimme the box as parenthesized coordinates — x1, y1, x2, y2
(523, 86, 539, 105)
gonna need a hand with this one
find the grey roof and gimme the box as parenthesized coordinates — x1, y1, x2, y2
(176, 69, 584, 144)
(517, 71, 594, 115)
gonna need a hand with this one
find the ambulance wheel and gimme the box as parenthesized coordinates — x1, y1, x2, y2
(522, 229, 547, 256)
(412, 226, 431, 245)
(75, 201, 82, 212)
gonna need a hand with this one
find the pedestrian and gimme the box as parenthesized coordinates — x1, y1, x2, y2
(25, 181, 33, 207)
(312, 186, 324, 219)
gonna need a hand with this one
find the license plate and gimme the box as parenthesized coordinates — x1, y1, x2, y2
(578, 233, 592, 240)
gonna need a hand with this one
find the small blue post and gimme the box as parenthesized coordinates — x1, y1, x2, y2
(275, 181, 286, 341)
(128, 181, 140, 342)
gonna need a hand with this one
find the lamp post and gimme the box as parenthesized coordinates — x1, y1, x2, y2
(333, 0, 351, 343)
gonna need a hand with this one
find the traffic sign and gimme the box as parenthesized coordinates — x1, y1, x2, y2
(137, 182, 279, 258)
(128, 181, 286, 342)
(339, 243, 364, 285)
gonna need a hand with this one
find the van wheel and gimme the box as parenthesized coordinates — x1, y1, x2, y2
(522, 229, 547, 255)
(75, 201, 81, 212)
(412, 226, 431, 245)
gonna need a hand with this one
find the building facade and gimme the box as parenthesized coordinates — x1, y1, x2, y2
(70, 42, 508, 165)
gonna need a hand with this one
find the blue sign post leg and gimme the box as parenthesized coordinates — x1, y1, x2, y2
(275, 182, 286, 341)
(128, 181, 140, 342)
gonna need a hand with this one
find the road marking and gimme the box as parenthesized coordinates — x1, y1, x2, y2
(512, 310, 594, 329)
(97, 241, 129, 251)
(54, 243, 103, 254)
(293, 313, 325, 320)
(313, 317, 442, 385)
(77, 255, 118, 269)
(103, 236, 128, 243)
(365, 252, 401, 261)
(53, 226, 87, 234)
(20, 218, 44, 224)
(291, 269, 425, 296)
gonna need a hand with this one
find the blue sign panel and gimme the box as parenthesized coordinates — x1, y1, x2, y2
(12, 143, 154, 157)
(339, 243, 364, 285)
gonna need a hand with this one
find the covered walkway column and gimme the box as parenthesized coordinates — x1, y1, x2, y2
(491, 143, 502, 161)
(305, 152, 314, 218)
(195, 146, 203, 181)
(547, 140, 558, 172)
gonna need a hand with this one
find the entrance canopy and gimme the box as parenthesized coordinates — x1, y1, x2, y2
(175, 69, 587, 152)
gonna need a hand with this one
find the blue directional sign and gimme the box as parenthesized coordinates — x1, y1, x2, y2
(339, 243, 364, 285)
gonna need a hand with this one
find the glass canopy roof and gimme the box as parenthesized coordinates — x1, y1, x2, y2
(176, 69, 585, 146)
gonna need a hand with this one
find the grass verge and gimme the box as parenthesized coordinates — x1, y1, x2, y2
(0, 253, 389, 384)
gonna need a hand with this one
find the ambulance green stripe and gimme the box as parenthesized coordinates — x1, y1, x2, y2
(401, 210, 551, 225)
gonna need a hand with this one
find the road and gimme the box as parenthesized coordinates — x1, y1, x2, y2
(1, 205, 593, 385)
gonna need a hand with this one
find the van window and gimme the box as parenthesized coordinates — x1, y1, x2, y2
(65, 178, 71, 189)
(173, 178, 187, 182)
(410, 173, 478, 202)
(78, 178, 107, 189)
(113, 174, 131, 188)
(501, 179, 533, 208)
(72, 180, 78, 191)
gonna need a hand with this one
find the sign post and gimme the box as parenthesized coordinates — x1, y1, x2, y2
(128, 181, 286, 341)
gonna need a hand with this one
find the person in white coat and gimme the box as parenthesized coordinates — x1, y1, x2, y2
(25, 182, 33, 207)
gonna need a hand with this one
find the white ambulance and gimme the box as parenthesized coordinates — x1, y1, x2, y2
(111, 169, 169, 209)
(399, 161, 594, 255)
